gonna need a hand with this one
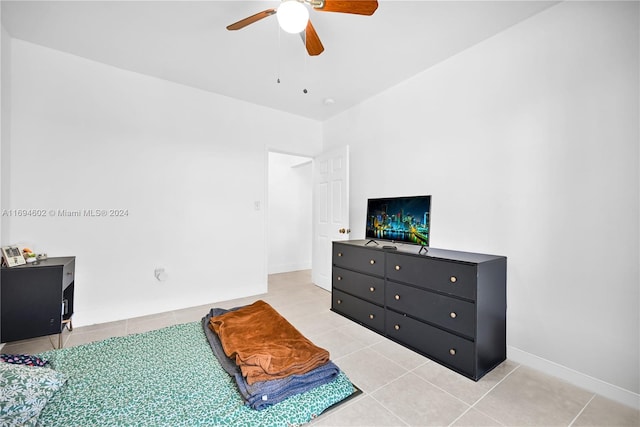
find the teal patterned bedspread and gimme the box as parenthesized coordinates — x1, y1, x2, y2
(37, 321, 355, 427)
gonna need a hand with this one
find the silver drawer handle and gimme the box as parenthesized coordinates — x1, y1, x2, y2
(450, 276, 457, 283)
(337, 276, 342, 281)
(395, 265, 401, 271)
(369, 314, 375, 319)
(449, 348, 456, 356)
(450, 312, 457, 319)
(394, 294, 400, 300)
(337, 299, 342, 304)
(337, 252, 343, 257)
(370, 259, 375, 265)
(369, 286, 375, 292)
(394, 324, 400, 330)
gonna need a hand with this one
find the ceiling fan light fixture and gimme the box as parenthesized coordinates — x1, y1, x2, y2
(277, 1, 309, 34)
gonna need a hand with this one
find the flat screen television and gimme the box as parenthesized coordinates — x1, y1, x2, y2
(365, 195, 431, 247)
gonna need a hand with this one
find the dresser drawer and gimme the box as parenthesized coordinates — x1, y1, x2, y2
(387, 253, 476, 300)
(386, 281, 475, 338)
(386, 310, 474, 376)
(333, 244, 384, 277)
(332, 289, 384, 333)
(333, 267, 384, 305)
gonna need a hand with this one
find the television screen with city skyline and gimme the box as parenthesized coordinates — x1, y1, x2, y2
(365, 195, 431, 246)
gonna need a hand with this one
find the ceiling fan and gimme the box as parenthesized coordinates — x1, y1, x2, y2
(226, 0, 379, 56)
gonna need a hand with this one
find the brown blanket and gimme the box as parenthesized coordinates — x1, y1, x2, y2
(209, 300, 330, 384)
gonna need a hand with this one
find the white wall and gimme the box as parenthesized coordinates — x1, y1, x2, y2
(267, 152, 312, 274)
(1, 22, 11, 242)
(324, 1, 639, 406)
(0, 21, 7, 353)
(3, 39, 322, 327)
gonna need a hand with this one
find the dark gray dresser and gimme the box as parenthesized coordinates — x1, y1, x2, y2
(331, 240, 506, 381)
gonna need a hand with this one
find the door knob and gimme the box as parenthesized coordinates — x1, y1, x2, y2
(338, 228, 351, 234)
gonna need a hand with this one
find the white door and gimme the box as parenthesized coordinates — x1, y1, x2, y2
(312, 145, 350, 290)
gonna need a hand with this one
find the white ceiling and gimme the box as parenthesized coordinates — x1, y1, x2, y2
(1, 0, 558, 121)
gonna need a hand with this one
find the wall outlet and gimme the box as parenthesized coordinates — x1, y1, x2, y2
(154, 268, 167, 281)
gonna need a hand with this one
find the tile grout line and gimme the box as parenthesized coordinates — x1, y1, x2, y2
(567, 393, 597, 427)
(365, 365, 471, 426)
(366, 371, 415, 427)
(446, 364, 521, 427)
(466, 364, 521, 425)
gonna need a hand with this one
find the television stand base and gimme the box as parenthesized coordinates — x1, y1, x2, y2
(365, 239, 379, 246)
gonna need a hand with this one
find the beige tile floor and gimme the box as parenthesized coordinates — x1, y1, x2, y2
(2, 270, 638, 426)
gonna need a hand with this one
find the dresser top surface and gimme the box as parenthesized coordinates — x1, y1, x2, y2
(334, 240, 505, 264)
(1, 256, 75, 270)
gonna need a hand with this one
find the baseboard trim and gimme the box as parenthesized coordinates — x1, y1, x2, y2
(507, 346, 639, 410)
(268, 263, 311, 275)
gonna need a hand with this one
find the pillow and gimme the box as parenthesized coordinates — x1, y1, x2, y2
(1, 354, 49, 367)
(0, 361, 66, 427)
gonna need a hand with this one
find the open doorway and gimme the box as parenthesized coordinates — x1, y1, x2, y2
(267, 151, 313, 274)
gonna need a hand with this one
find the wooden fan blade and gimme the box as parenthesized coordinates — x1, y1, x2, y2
(300, 20, 324, 56)
(226, 9, 276, 30)
(314, 0, 378, 15)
